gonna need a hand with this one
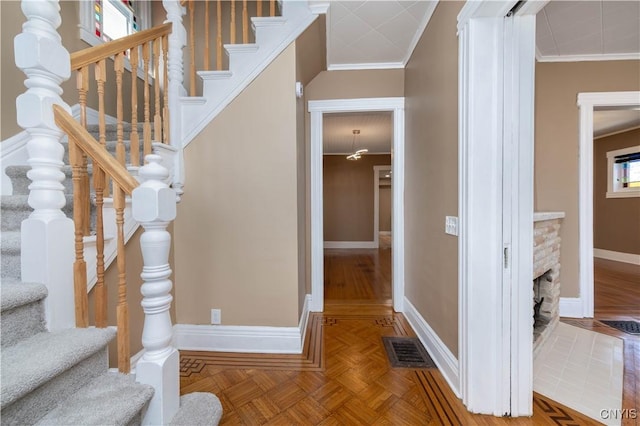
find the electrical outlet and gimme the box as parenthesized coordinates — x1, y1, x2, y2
(211, 309, 221, 325)
(445, 216, 459, 236)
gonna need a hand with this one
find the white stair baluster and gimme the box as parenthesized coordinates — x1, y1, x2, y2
(133, 154, 179, 425)
(163, 0, 187, 201)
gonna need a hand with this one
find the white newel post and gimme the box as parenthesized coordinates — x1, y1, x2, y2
(133, 155, 179, 425)
(16, 0, 75, 330)
(163, 0, 187, 200)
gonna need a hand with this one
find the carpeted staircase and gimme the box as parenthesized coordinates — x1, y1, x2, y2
(0, 127, 223, 425)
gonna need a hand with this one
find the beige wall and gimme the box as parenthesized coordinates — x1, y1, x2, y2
(379, 183, 391, 232)
(404, 1, 462, 357)
(594, 128, 640, 255)
(535, 60, 640, 297)
(174, 44, 300, 327)
(1, 1, 163, 140)
(323, 155, 391, 241)
(295, 18, 325, 317)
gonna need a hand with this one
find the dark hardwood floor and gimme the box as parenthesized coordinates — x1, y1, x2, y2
(176, 251, 640, 424)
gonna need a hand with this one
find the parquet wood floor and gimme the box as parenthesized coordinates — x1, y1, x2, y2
(178, 257, 639, 424)
(180, 306, 600, 425)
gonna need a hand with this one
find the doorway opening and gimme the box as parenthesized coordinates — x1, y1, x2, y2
(577, 92, 640, 317)
(308, 98, 405, 313)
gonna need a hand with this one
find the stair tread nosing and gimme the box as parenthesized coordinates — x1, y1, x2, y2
(0, 327, 116, 408)
(0, 282, 47, 312)
(35, 372, 154, 426)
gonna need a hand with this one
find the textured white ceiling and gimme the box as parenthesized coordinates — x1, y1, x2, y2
(537, 1, 640, 61)
(324, 0, 640, 70)
(326, 1, 437, 69)
(323, 111, 393, 154)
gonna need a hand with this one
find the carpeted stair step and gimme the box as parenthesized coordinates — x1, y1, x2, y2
(170, 392, 224, 426)
(0, 280, 47, 348)
(1, 231, 21, 280)
(1, 195, 75, 232)
(35, 372, 154, 426)
(0, 327, 115, 424)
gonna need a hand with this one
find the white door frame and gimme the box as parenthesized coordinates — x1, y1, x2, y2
(577, 91, 640, 318)
(374, 165, 392, 249)
(458, 0, 544, 417)
(308, 98, 405, 312)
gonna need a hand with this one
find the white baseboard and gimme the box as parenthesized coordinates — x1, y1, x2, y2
(174, 294, 311, 354)
(559, 297, 584, 318)
(403, 297, 460, 398)
(324, 241, 377, 249)
(594, 248, 640, 266)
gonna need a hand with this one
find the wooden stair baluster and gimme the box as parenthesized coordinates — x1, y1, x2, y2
(143, 42, 152, 160)
(70, 136, 89, 328)
(153, 38, 162, 144)
(242, 0, 249, 44)
(216, 0, 222, 70)
(270, 0, 275, 17)
(130, 46, 140, 167)
(230, 0, 236, 44)
(163, 35, 170, 145)
(75, 66, 91, 236)
(95, 59, 110, 197)
(115, 53, 125, 166)
(257, 0, 262, 17)
(188, 0, 196, 96)
(204, 0, 210, 71)
(114, 185, 130, 374)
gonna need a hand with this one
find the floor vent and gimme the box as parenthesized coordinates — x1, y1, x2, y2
(600, 320, 640, 335)
(382, 337, 436, 369)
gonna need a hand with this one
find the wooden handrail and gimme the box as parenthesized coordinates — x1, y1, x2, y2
(53, 105, 138, 194)
(71, 23, 172, 71)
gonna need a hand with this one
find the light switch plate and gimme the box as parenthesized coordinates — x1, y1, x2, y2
(445, 216, 459, 236)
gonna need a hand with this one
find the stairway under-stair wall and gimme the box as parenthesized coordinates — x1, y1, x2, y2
(1, 0, 325, 424)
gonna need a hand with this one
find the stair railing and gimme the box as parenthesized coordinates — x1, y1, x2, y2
(66, 24, 172, 372)
(54, 106, 180, 424)
(181, 0, 279, 96)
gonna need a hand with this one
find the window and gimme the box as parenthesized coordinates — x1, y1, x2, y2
(80, 0, 149, 47)
(606, 145, 640, 198)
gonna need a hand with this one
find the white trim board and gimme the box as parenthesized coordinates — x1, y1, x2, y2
(174, 295, 311, 353)
(308, 97, 405, 313)
(594, 249, 640, 266)
(559, 298, 585, 318)
(403, 297, 460, 397)
(536, 52, 640, 63)
(577, 91, 640, 318)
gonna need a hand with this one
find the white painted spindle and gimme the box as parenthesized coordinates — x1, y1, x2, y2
(163, 0, 187, 200)
(15, 0, 74, 330)
(133, 154, 179, 425)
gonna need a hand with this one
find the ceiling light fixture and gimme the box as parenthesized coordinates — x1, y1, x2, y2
(346, 129, 367, 161)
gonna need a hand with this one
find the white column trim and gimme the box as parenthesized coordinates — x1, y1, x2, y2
(577, 91, 640, 318)
(458, 0, 538, 417)
(308, 98, 405, 313)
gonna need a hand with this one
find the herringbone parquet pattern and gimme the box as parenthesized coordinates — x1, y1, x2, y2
(180, 308, 600, 425)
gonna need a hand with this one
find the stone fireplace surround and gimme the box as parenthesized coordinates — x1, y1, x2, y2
(532, 212, 565, 357)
